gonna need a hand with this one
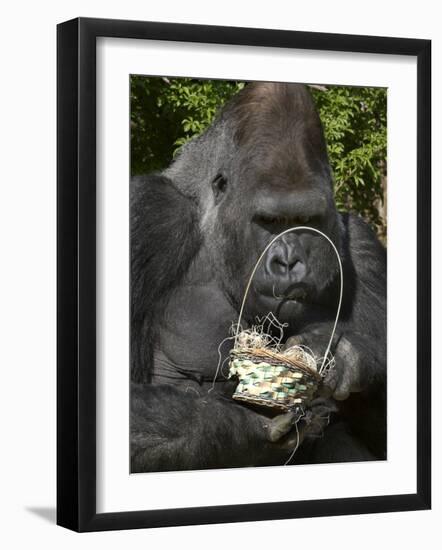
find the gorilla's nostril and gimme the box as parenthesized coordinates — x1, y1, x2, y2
(270, 255, 306, 280)
(291, 260, 307, 279)
(266, 239, 307, 280)
(271, 257, 288, 275)
(275, 258, 287, 267)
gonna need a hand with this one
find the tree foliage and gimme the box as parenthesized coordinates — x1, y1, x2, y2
(131, 77, 244, 174)
(310, 86, 387, 237)
(131, 77, 387, 237)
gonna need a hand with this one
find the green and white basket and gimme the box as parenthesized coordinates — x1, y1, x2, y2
(229, 347, 321, 412)
(228, 226, 343, 413)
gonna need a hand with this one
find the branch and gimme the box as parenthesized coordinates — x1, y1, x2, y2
(308, 84, 328, 92)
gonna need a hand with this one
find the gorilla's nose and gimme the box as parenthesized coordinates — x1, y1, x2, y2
(266, 241, 307, 281)
(269, 254, 307, 280)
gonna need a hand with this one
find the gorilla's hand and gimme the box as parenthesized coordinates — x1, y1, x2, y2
(284, 329, 363, 401)
(266, 397, 338, 451)
(266, 411, 299, 443)
(222, 377, 332, 450)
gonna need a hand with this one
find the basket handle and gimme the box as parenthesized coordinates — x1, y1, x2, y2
(234, 227, 343, 375)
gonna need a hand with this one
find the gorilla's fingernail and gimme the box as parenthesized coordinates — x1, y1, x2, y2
(268, 412, 296, 441)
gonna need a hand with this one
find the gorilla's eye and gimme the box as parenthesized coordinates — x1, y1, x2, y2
(254, 214, 315, 230)
(211, 173, 228, 201)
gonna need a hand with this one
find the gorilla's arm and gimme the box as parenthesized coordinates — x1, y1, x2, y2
(130, 384, 295, 472)
(131, 174, 202, 383)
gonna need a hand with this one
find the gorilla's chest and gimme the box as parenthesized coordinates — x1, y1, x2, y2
(153, 281, 238, 384)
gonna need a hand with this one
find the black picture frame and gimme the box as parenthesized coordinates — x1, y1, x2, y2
(57, 17, 431, 532)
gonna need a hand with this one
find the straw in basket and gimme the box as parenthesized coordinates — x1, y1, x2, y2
(228, 227, 343, 414)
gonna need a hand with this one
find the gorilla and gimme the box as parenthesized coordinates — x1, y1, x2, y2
(130, 82, 386, 473)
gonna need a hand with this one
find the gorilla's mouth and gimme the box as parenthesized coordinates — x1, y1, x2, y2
(276, 283, 309, 302)
(256, 281, 311, 303)
(246, 282, 314, 330)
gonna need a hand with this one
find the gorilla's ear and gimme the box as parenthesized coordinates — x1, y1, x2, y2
(130, 174, 202, 381)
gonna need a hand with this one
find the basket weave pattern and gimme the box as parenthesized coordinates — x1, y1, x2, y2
(228, 348, 320, 412)
(228, 226, 342, 413)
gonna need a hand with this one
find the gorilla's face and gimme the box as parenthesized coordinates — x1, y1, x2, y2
(205, 83, 342, 326)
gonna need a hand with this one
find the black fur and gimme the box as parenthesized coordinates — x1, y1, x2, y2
(130, 82, 387, 471)
(131, 175, 202, 383)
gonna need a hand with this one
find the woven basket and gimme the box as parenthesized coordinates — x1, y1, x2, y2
(228, 226, 343, 413)
(228, 348, 321, 412)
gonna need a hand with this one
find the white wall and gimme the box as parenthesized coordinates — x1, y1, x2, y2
(0, 0, 439, 548)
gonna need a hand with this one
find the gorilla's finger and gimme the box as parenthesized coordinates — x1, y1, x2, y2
(317, 384, 333, 398)
(222, 377, 239, 397)
(322, 368, 339, 393)
(282, 424, 307, 449)
(267, 412, 297, 442)
(282, 335, 305, 351)
(310, 396, 337, 409)
(333, 379, 351, 401)
(334, 389, 350, 401)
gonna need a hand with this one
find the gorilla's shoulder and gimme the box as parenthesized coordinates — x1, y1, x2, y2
(131, 172, 202, 271)
(130, 174, 203, 382)
(339, 211, 386, 291)
(131, 173, 198, 225)
(340, 211, 385, 257)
